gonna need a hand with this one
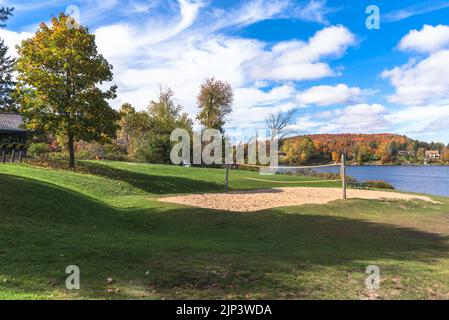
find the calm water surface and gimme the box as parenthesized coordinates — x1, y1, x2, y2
(313, 165, 449, 197)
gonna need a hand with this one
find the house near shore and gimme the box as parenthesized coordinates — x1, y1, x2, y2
(425, 150, 441, 159)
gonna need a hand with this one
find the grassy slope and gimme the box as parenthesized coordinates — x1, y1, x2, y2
(0, 161, 449, 300)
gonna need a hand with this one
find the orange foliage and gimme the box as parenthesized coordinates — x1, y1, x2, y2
(283, 134, 412, 164)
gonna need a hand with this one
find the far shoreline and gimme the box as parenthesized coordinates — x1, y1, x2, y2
(348, 163, 449, 167)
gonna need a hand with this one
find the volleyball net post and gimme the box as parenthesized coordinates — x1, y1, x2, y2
(341, 154, 347, 200)
(225, 164, 231, 192)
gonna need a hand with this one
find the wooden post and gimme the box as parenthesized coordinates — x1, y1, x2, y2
(225, 164, 230, 192)
(19, 147, 24, 163)
(10, 148, 15, 163)
(1, 148, 5, 164)
(341, 154, 347, 200)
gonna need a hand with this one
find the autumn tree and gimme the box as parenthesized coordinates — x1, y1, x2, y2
(196, 78, 233, 133)
(16, 14, 119, 168)
(376, 141, 395, 163)
(282, 137, 315, 165)
(331, 151, 341, 163)
(442, 146, 449, 163)
(417, 148, 426, 159)
(117, 103, 150, 155)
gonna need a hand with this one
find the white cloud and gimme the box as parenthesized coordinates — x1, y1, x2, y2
(387, 104, 449, 134)
(382, 50, 449, 105)
(107, 35, 263, 113)
(292, 102, 449, 143)
(324, 104, 390, 133)
(0, 29, 33, 58)
(293, 0, 336, 25)
(230, 85, 298, 128)
(246, 25, 356, 81)
(125, 0, 158, 14)
(209, 0, 290, 31)
(296, 83, 362, 106)
(209, 0, 336, 30)
(384, 1, 449, 22)
(291, 104, 390, 134)
(398, 24, 449, 53)
(93, 6, 356, 121)
(234, 85, 296, 109)
(4, 0, 364, 140)
(383, 24, 449, 107)
(95, 0, 202, 59)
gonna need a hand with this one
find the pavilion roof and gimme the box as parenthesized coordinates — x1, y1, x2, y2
(0, 113, 27, 133)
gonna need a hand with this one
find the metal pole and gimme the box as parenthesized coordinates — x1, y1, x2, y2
(341, 154, 347, 200)
(225, 164, 230, 192)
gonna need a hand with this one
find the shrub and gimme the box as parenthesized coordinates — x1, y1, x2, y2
(28, 143, 51, 158)
(365, 180, 395, 190)
(75, 142, 106, 160)
(103, 144, 127, 161)
(131, 133, 172, 164)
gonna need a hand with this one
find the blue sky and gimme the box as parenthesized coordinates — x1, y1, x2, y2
(2, 0, 449, 143)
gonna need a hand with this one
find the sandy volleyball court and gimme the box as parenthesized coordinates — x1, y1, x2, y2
(159, 187, 437, 212)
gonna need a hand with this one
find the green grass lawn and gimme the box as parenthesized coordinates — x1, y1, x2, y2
(1, 160, 449, 299)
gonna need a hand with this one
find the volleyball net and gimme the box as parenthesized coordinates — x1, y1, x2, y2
(236, 162, 342, 174)
(225, 156, 348, 199)
(236, 163, 343, 183)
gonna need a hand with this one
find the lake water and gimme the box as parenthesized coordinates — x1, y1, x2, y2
(312, 165, 449, 197)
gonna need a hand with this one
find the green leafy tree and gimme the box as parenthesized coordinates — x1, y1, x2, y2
(356, 145, 371, 163)
(196, 78, 233, 133)
(138, 87, 192, 163)
(117, 89, 193, 164)
(0, 39, 16, 111)
(15, 14, 120, 168)
(149, 87, 192, 134)
(0, 6, 13, 27)
(389, 141, 399, 156)
(0, 6, 15, 111)
(412, 140, 420, 153)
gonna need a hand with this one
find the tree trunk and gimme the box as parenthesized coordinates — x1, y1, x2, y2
(68, 132, 75, 168)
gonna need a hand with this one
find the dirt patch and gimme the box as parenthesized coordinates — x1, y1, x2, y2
(159, 187, 437, 212)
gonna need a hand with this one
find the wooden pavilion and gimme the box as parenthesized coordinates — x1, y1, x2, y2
(0, 113, 29, 163)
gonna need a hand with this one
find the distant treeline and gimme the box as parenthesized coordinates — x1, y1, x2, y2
(281, 134, 449, 165)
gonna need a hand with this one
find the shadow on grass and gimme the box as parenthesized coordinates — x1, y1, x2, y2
(1, 173, 449, 299)
(26, 158, 224, 195)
